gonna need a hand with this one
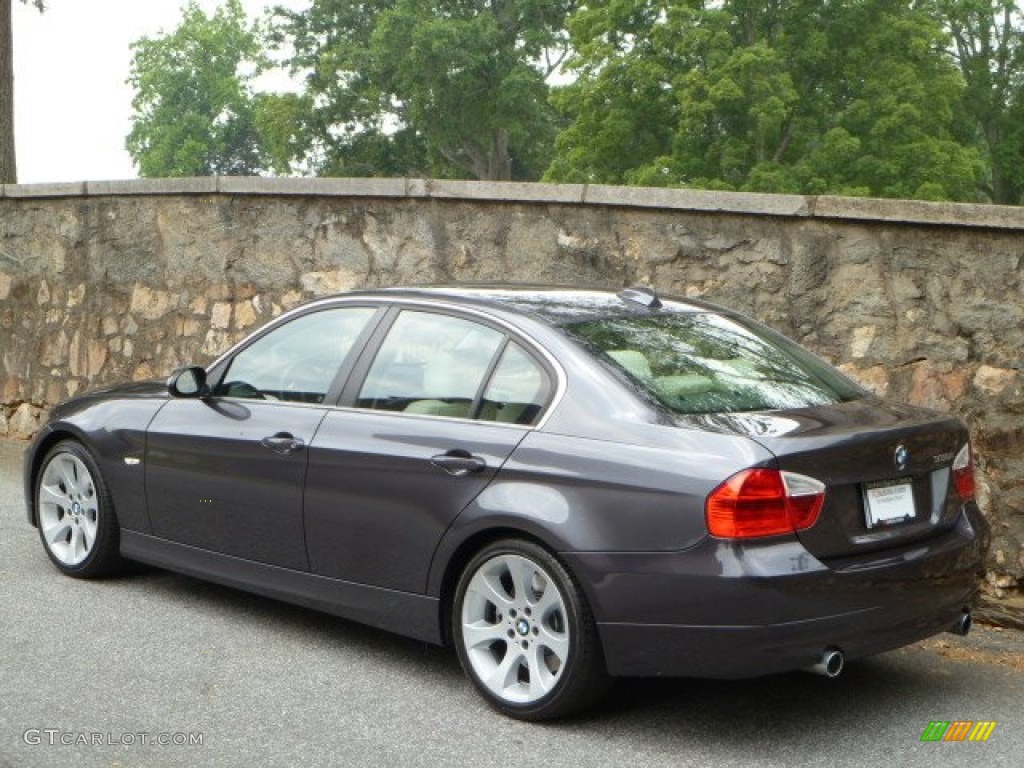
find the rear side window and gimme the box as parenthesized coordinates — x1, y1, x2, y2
(567, 312, 864, 414)
(356, 311, 552, 425)
(357, 311, 504, 418)
(478, 343, 551, 426)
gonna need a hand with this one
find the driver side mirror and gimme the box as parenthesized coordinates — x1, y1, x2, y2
(167, 366, 210, 398)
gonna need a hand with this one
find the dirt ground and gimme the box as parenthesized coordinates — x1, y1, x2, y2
(916, 622, 1024, 673)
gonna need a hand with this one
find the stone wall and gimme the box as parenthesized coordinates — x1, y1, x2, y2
(1, 177, 1022, 619)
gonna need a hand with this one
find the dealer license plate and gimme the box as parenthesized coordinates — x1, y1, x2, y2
(864, 481, 916, 528)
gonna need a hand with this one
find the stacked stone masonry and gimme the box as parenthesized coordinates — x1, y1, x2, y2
(1, 178, 1022, 620)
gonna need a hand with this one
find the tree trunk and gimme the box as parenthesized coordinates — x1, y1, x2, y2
(487, 127, 511, 181)
(0, 0, 16, 183)
(984, 120, 1012, 205)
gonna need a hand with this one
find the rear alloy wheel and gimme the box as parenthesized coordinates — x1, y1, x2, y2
(453, 539, 608, 720)
(36, 440, 123, 578)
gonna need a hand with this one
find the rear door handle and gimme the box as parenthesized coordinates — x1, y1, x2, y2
(260, 432, 305, 455)
(430, 451, 486, 477)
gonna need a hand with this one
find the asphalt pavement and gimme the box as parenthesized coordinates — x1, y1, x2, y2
(1, 437, 1022, 768)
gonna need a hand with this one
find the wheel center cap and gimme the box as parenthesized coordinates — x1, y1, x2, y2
(516, 618, 530, 636)
(71, 502, 82, 516)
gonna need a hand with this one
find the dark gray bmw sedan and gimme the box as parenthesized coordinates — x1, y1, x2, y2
(24, 285, 989, 719)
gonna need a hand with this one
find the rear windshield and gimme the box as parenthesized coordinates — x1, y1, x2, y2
(566, 312, 865, 414)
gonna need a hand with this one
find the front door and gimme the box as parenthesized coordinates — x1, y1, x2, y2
(145, 399, 325, 570)
(144, 305, 380, 570)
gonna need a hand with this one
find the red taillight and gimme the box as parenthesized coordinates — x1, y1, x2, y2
(705, 468, 825, 539)
(952, 442, 975, 501)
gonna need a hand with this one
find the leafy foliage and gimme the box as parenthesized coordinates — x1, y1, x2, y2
(117, 0, 1022, 203)
(939, 1, 1024, 203)
(269, 0, 570, 179)
(126, 0, 274, 177)
(547, 0, 984, 201)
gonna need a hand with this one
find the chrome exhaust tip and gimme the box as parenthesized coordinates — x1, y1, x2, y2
(805, 648, 844, 678)
(949, 611, 972, 637)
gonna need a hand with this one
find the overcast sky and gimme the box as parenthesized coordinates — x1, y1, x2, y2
(12, 0, 308, 184)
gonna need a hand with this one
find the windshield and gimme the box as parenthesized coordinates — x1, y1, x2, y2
(567, 312, 865, 414)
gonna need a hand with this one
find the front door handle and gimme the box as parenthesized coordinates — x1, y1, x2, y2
(430, 450, 486, 477)
(260, 432, 305, 455)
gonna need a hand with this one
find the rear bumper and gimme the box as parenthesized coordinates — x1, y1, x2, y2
(563, 505, 989, 678)
(596, 600, 969, 679)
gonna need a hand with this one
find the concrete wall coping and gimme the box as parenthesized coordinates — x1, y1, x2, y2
(2, 177, 1022, 231)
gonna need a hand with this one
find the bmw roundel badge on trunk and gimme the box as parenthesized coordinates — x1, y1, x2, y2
(895, 444, 910, 471)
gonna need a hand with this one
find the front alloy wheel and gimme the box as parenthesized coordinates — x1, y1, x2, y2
(36, 440, 122, 578)
(453, 539, 608, 720)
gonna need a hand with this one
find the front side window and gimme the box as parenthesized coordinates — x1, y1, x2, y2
(215, 307, 376, 403)
(358, 311, 504, 418)
(567, 312, 865, 414)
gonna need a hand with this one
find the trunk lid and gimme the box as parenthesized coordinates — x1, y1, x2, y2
(688, 397, 970, 560)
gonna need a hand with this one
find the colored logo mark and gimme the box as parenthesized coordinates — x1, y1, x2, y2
(920, 721, 997, 742)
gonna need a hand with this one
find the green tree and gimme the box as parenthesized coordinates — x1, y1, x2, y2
(271, 0, 570, 180)
(1, 0, 44, 184)
(547, 0, 983, 201)
(127, 0, 275, 177)
(939, 1, 1023, 204)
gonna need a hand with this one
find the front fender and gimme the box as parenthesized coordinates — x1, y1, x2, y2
(23, 398, 168, 533)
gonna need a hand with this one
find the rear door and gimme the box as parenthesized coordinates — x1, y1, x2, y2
(304, 308, 554, 593)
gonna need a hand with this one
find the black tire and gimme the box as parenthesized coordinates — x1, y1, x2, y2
(452, 538, 609, 720)
(34, 440, 123, 578)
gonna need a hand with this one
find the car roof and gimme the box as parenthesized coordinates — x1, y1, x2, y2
(342, 284, 724, 325)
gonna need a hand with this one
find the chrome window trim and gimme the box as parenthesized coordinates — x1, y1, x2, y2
(189, 396, 534, 431)
(205, 294, 568, 431)
(324, 404, 534, 431)
(194, 398, 334, 413)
